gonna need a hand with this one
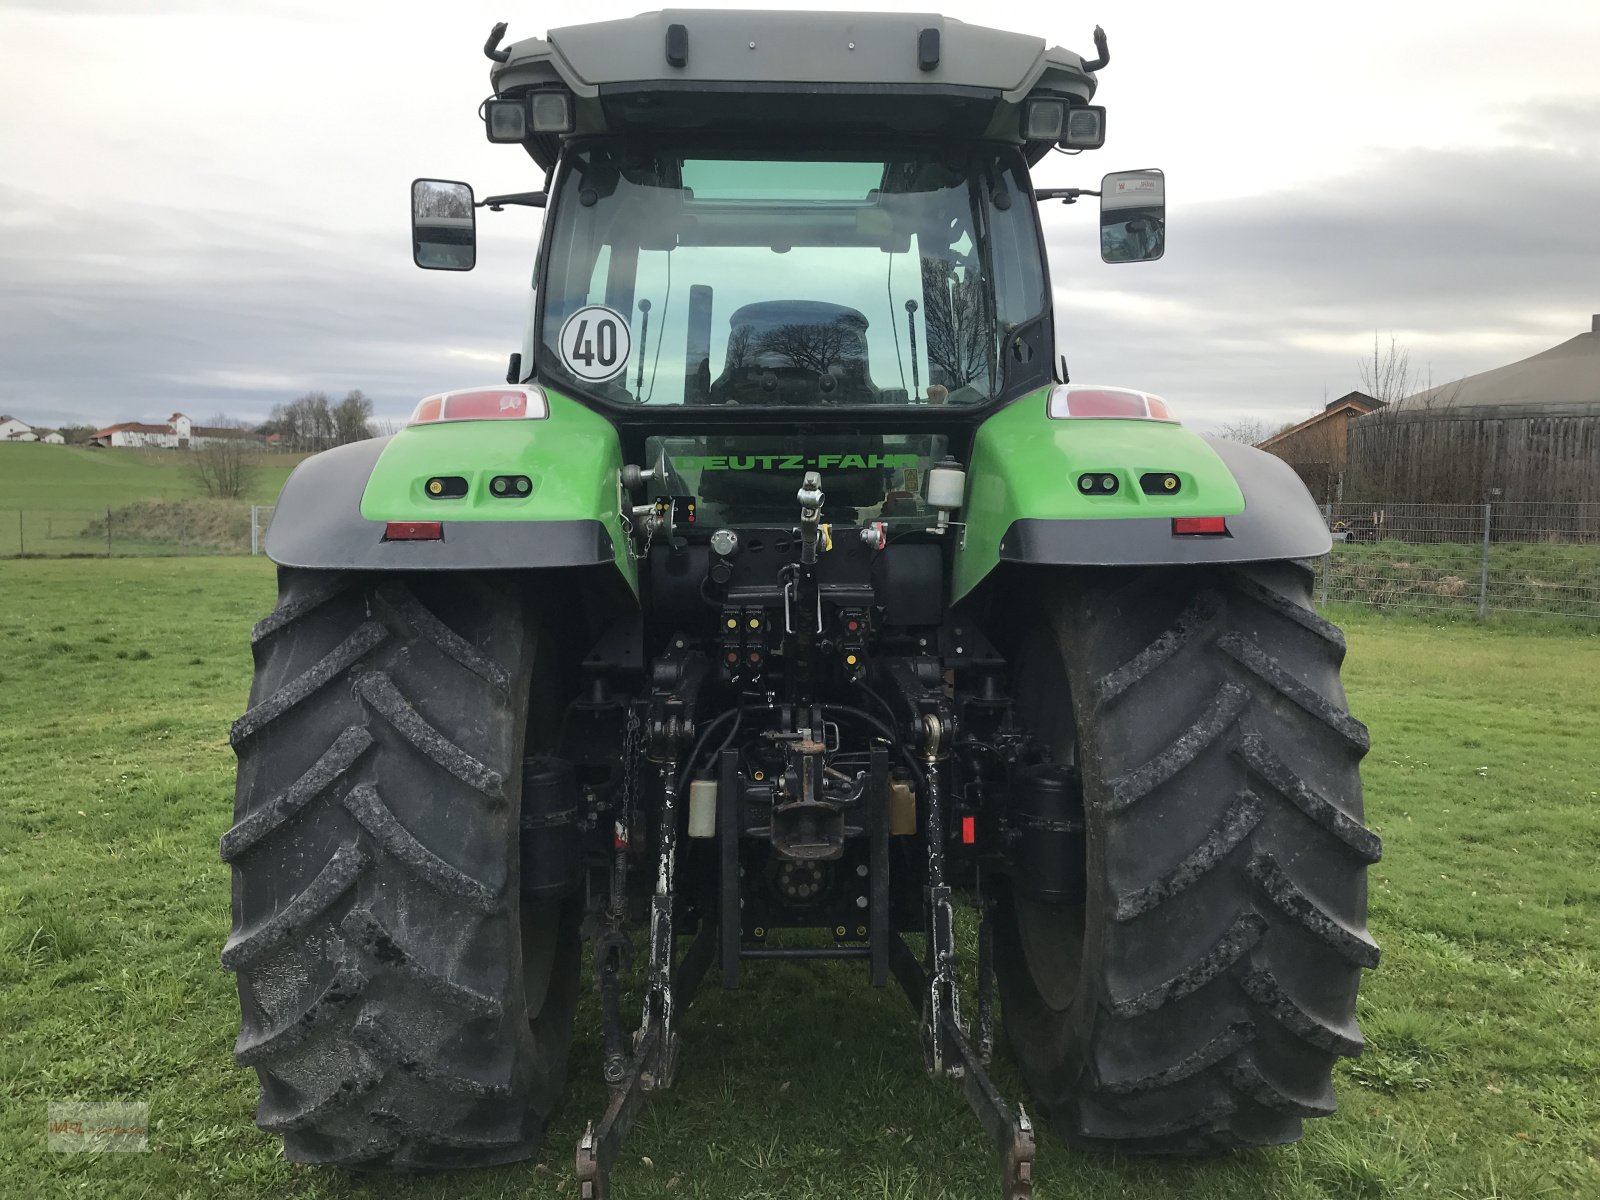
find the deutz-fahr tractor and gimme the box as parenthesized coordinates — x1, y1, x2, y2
(224, 12, 1378, 1197)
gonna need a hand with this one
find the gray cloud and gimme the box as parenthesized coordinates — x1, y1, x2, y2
(0, 182, 538, 426)
(0, 0, 312, 13)
(1047, 139, 1600, 427)
(1501, 98, 1600, 152)
(2, 130, 1597, 435)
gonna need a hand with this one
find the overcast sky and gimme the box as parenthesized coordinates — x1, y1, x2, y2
(3, 0, 1598, 432)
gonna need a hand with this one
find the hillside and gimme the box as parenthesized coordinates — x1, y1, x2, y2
(0, 443, 309, 556)
(0, 443, 302, 511)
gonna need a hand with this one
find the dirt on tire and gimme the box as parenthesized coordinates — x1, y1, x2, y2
(995, 560, 1379, 1152)
(223, 570, 579, 1167)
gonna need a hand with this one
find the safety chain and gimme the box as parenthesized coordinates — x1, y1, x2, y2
(620, 510, 656, 562)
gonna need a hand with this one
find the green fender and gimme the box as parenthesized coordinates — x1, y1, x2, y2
(952, 388, 1329, 601)
(266, 388, 637, 592)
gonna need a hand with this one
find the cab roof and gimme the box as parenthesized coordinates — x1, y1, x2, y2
(490, 10, 1099, 169)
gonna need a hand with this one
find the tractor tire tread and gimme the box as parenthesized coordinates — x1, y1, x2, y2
(225, 569, 572, 1169)
(996, 562, 1378, 1154)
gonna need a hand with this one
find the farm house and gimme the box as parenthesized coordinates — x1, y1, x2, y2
(1257, 390, 1382, 503)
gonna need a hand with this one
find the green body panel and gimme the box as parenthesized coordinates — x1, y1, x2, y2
(359, 389, 635, 589)
(953, 390, 1247, 600)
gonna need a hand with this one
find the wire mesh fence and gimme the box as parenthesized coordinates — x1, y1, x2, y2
(3, 497, 1596, 620)
(1316, 501, 1600, 620)
(0, 505, 276, 558)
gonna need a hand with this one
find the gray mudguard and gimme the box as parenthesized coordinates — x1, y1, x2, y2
(265, 437, 616, 571)
(998, 437, 1332, 567)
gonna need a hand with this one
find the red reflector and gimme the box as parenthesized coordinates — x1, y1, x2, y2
(961, 816, 976, 845)
(1172, 516, 1228, 535)
(384, 521, 443, 541)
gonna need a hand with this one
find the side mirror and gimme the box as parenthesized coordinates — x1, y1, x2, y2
(411, 179, 476, 271)
(1099, 169, 1164, 264)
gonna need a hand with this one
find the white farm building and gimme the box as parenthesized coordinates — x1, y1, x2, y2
(1, 415, 38, 442)
(90, 412, 261, 450)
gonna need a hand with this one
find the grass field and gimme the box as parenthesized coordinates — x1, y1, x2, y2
(1323, 541, 1600, 620)
(1, 559, 1597, 1199)
(0, 443, 301, 557)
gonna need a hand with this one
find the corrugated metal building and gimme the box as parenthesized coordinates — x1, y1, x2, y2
(1347, 316, 1600, 507)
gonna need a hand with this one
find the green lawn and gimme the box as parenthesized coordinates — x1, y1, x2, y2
(1, 560, 1597, 1198)
(1323, 541, 1600, 620)
(0, 443, 301, 557)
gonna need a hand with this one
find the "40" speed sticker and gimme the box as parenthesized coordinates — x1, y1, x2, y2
(558, 305, 632, 382)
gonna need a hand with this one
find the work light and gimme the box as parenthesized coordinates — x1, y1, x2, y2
(1062, 105, 1106, 149)
(530, 91, 575, 134)
(484, 98, 528, 142)
(1023, 98, 1066, 142)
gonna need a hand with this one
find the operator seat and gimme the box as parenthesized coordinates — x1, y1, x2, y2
(708, 300, 879, 406)
(698, 300, 888, 514)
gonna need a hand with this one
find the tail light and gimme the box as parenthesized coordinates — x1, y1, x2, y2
(1047, 385, 1175, 422)
(408, 384, 549, 426)
(384, 521, 444, 541)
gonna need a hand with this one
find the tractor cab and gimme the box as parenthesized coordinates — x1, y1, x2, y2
(408, 11, 1163, 559)
(413, 12, 1159, 427)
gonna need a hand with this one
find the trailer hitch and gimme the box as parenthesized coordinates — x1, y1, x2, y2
(578, 700, 1032, 1199)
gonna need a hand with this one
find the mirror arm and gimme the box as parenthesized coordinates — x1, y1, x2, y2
(478, 191, 547, 211)
(1034, 188, 1100, 205)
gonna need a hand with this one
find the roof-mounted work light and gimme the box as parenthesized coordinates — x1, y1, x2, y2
(529, 92, 574, 134)
(1023, 97, 1066, 142)
(484, 99, 528, 142)
(1062, 105, 1106, 149)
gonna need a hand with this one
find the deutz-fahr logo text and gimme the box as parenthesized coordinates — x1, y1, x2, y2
(675, 453, 920, 471)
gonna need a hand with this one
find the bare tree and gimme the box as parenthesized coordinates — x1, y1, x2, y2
(414, 181, 472, 218)
(332, 389, 374, 444)
(1214, 417, 1276, 445)
(756, 317, 865, 375)
(189, 418, 258, 499)
(921, 257, 990, 390)
(263, 393, 327, 452)
(724, 323, 755, 371)
(1357, 331, 1414, 406)
(263, 390, 374, 452)
(55, 424, 97, 445)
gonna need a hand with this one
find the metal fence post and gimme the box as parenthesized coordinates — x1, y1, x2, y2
(251, 505, 260, 556)
(17, 510, 23, 557)
(1320, 504, 1331, 606)
(1477, 500, 1493, 621)
(106, 506, 113, 558)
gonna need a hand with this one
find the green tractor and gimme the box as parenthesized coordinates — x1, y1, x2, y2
(224, 12, 1378, 1197)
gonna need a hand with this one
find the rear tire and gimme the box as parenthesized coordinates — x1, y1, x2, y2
(995, 561, 1379, 1152)
(223, 570, 580, 1167)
